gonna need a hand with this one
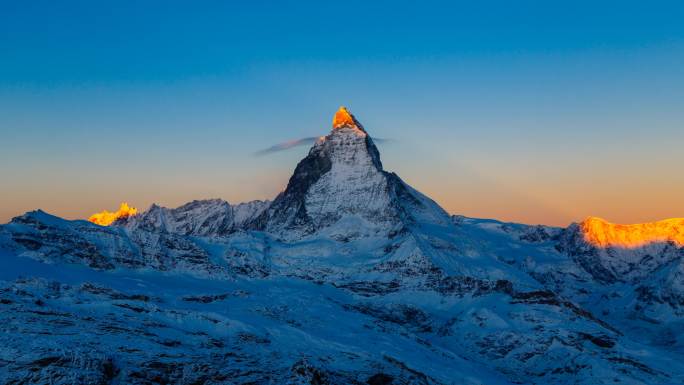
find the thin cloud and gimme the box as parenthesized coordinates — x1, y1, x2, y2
(254, 137, 320, 156)
(254, 136, 391, 156)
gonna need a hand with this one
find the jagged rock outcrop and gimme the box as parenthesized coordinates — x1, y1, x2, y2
(120, 198, 270, 236)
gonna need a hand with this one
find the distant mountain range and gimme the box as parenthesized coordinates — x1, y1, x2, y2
(1, 107, 682, 384)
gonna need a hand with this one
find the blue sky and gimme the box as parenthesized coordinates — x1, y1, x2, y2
(1, 1, 683, 225)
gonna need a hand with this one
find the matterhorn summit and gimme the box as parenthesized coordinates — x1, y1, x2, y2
(251, 106, 450, 240)
(332, 105, 366, 132)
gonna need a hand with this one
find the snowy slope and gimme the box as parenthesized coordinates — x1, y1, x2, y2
(452, 216, 684, 356)
(1, 107, 683, 384)
(120, 199, 270, 237)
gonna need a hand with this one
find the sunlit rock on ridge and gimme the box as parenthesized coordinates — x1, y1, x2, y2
(88, 202, 138, 226)
(580, 216, 684, 248)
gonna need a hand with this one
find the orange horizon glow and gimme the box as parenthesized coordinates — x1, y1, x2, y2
(88, 202, 138, 226)
(580, 216, 684, 248)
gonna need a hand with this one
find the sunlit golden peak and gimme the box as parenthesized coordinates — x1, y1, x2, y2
(580, 216, 684, 249)
(332, 106, 363, 130)
(88, 202, 138, 226)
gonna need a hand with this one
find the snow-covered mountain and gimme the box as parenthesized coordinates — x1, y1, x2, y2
(248, 106, 449, 241)
(121, 199, 270, 237)
(1, 107, 683, 384)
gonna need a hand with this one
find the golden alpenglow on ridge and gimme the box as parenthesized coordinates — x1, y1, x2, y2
(580, 216, 684, 248)
(332, 106, 360, 129)
(88, 202, 138, 226)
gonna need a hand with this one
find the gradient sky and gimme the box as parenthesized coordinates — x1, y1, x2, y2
(1, 1, 683, 226)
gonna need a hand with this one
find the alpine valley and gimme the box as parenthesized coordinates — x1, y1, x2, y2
(1, 107, 683, 385)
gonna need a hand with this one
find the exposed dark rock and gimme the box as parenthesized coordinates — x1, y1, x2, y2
(367, 373, 394, 385)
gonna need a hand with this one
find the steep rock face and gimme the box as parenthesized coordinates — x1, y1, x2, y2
(251, 107, 450, 241)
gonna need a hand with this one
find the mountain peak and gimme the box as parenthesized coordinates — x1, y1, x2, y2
(248, 106, 450, 239)
(332, 106, 365, 133)
(88, 202, 138, 226)
(580, 216, 684, 248)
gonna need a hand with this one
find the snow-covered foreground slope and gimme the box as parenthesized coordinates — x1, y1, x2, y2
(1, 107, 683, 384)
(0, 249, 515, 384)
(2, 221, 683, 384)
(453, 216, 684, 358)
